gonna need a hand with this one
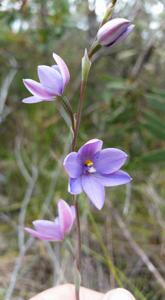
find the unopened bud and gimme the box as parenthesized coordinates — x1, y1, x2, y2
(81, 49, 91, 82)
(97, 18, 134, 48)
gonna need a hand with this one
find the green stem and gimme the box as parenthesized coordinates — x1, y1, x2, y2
(101, 0, 118, 26)
(73, 195, 81, 300)
(61, 96, 75, 134)
(75, 197, 81, 271)
(72, 80, 87, 151)
(88, 43, 101, 60)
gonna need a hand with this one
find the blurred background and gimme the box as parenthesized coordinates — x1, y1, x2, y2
(0, 0, 165, 299)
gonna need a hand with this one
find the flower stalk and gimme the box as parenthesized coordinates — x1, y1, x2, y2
(74, 196, 82, 300)
(101, 0, 118, 26)
(72, 76, 87, 300)
(72, 79, 87, 151)
(71, 52, 91, 300)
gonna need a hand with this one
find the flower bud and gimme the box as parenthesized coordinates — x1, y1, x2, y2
(97, 18, 134, 48)
(81, 49, 91, 82)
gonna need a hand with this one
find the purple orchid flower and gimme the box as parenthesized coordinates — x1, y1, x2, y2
(63, 139, 132, 210)
(97, 18, 134, 47)
(22, 53, 70, 104)
(25, 200, 75, 241)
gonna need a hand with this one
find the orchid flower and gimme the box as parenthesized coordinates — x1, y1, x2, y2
(63, 139, 132, 210)
(22, 53, 70, 104)
(97, 18, 134, 47)
(25, 200, 75, 241)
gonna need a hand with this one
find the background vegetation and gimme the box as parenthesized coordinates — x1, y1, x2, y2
(0, 0, 165, 299)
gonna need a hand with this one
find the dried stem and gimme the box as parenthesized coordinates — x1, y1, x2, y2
(114, 211, 165, 290)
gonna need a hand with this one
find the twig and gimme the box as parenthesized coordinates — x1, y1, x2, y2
(123, 183, 132, 216)
(0, 66, 17, 123)
(4, 236, 33, 300)
(15, 137, 31, 183)
(130, 38, 155, 81)
(4, 158, 38, 300)
(44, 242, 63, 285)
(18, 166, 38, 251)
(114, 211, 165, 290)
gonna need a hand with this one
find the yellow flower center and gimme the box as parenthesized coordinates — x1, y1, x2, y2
(84, 159, 93, 167)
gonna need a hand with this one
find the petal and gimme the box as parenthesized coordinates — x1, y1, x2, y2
(22, 96, 44, 104)
(115, 24, 134, 45)
(94, 148, 128, 174)
(78, 139, 103, 161)
(53, 53, 70, 87)
(23, 79, 53, 99)
(24, 227, 62, 241)
(97, 18, 130, 46)
(25, 227, 48, 240)
(38, 65, 63, 96)
(52, 65, 61, 74)
(58, 200, 75, 234)
(63, 152, 82, 178)
(93, 170, 132, 187)
(69, 177, 83, 194)
(33, 220, 63, 240)
(81, 175, 105, 209)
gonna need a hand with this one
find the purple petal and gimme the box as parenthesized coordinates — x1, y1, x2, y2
(93, 170, 132, 187)
(25, 227, 62, 241)
(69, 177, 83, 194)
(94, 148, 128, 174)
(38, 65, 63, 96)
(78, 139, 103, 161)
(58, 200, 74, 234)
(22, 96, 44, 104)
(63, 152, 82, 178)
(97, 18, 131, 46)
(23, 79, 53, 99)
(81, 175, 105, 209)
(52, 65, 61, 74)
(33, 220, 63, 240)
(53, 53, 70, 87)
(115, 24, 134, 45)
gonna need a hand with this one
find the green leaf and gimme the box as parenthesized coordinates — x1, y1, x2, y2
(150, 88, 165, 98)
(143, 123, 165, 140)
(107, 81, 129, 90)
(146, 94, 165, 112)
(138, 149, 165, 163)
(143, 110, 165, 130)
(143, 110, 165, 140)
